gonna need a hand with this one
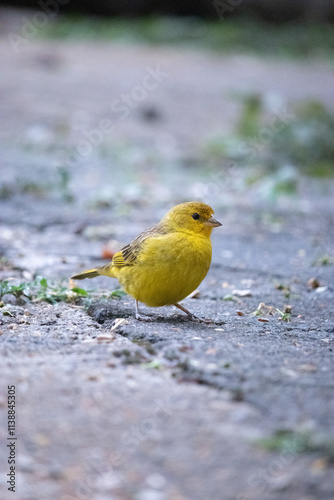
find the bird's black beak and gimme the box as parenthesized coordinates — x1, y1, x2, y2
(205, 216, 222, 228)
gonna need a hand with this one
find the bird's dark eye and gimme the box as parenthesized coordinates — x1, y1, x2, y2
(192, 213, 200, 220)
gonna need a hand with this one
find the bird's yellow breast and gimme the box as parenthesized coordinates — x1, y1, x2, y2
(112, 231, 212, 307)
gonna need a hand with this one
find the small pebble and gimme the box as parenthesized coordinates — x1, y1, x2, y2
(232, 289, 252, 297)
(308, 277, 320, 289)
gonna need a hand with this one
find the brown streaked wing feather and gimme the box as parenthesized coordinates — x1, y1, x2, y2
(111, 244, 136, 267)
(111, 223, 167, 268)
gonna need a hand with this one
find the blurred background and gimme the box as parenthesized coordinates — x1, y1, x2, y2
(0, 0, 334, 274)
(3, 0, 334, 21)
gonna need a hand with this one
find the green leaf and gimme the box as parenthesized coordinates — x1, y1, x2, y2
(0, 281, 10, 298)
(39, 278, 48, 288)
(110, 289, 127, 298)
(71, 287, 88, 296)
(144, 360, 163, 370)
(223, 294, 238, 302)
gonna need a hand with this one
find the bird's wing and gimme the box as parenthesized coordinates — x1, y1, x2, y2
(111, 223, 166, 268)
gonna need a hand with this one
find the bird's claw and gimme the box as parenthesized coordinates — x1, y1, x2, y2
(135, 314, 156, 322)
(188, 314, 213, 324)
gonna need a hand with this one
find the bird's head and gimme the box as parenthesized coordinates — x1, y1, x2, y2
(162, 202, 222, 237)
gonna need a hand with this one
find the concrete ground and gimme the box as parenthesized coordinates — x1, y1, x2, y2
(0, 11, 334, 500)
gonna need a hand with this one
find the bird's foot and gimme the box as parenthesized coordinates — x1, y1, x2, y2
(173, 303, 212, 323)
(135, 313, 156, 322)
(187, 313, 213, 324)
(135, 300, 155, 322)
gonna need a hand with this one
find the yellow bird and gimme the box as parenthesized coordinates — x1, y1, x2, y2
(72, 202, 222, 321)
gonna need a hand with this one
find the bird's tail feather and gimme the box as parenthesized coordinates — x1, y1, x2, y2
(71, 264, 115, 280)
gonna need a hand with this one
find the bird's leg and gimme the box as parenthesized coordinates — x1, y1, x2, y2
(173, 302, 193, 318)
(135, 299, 155, 322)
(173, 302, 209, 323)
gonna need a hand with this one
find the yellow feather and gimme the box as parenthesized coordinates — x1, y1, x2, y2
(71, 264, 115, 280)
(71, 269, 100, 280)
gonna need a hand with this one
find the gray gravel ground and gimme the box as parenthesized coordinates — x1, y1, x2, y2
(0, 12, 334, 500)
